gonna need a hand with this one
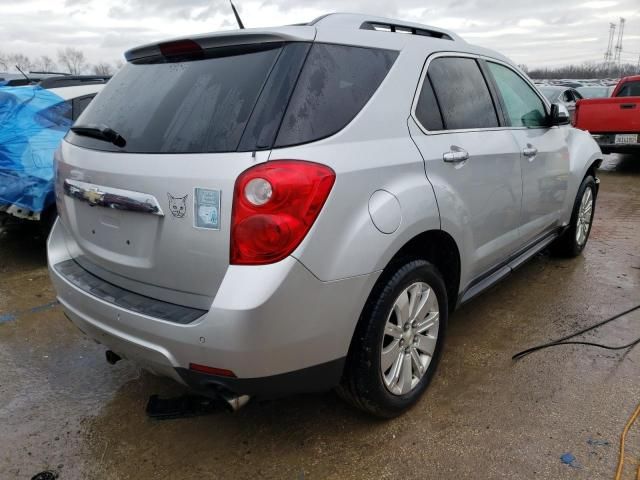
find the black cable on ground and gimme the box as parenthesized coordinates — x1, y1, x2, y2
(512, 304, 640, 361)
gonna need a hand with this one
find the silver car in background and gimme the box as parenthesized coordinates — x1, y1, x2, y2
(48, 13, 603, 417)
(539, 85, 583, 124)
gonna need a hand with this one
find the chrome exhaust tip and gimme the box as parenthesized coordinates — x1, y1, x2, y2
(218, 391, 251, 412)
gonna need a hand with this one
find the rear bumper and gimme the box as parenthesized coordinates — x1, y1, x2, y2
(591, 134, 640, 154)
(48, 219, 378, 398)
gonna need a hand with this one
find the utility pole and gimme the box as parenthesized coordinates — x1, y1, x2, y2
(604, 22, 616, 68)
(613, 17, 625, 75)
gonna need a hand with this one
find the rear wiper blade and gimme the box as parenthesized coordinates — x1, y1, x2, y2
(70, 124, 126, 148)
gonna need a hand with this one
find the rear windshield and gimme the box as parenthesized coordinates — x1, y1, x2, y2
(67, 42, 397, 154)
(617, 80, 640, 97)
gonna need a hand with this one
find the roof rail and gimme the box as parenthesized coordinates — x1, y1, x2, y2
(38, 75, 111, 90)
(361, 21, 453, 40)
(309, 13, 461, 42)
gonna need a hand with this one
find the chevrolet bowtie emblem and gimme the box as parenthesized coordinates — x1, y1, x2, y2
(84, 189, 104, 205)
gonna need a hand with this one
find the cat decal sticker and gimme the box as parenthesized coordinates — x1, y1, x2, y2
(167, 193, 188, 218)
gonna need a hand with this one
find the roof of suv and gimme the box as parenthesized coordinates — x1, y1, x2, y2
(125, 12, 467, 62)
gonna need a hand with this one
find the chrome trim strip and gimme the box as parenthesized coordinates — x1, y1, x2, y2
(63, 179, 164, 217)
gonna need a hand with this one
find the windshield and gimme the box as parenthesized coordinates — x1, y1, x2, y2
(576, 87, 609, 98)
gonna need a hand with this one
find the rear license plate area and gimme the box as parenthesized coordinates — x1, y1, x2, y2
(615, 134, 638, 144)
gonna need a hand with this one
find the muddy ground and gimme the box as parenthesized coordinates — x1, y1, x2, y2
(1, 155, 638, 480)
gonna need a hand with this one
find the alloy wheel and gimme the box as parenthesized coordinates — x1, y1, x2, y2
(576, 187, 594, 246)
(381, 282, 440, 396)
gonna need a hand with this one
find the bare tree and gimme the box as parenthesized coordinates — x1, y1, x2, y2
(92, 62, 113, 76)
(8, 53, 33, 72)
(114, 59, 124, 71)
(35, 55, 57, 72)
(0, 51, 8, 70)
(529, 61, 640, 80)
(58, 47, 87, 75)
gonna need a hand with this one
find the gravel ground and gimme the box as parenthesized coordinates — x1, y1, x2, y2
(0, 154, 638, 480)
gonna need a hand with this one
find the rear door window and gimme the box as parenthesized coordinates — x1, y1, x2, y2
(274, 44, 398, 147)
(486, 62, 547, 128)
(415, 76, 444, 131)
(425, 57, 499, 130)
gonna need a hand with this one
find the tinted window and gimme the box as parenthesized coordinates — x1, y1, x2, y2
(72, 94, 95, 121)
(487, 62, 547, 128)
(275, 44, 398, 147)
(70, 44, 283, 153)
(415, 76, 444, 130)
(238, 43, 310, 151)
(427, 57, 498, 130)
(617, 81, 640, 97)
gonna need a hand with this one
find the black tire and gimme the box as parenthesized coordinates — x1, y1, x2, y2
(551, 175, 597, 257)
(337, 259, 448, 418)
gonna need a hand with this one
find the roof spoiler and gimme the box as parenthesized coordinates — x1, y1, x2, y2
(125, 28, 316, 63)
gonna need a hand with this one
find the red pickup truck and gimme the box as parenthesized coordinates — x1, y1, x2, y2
(574, 75, 640, 154)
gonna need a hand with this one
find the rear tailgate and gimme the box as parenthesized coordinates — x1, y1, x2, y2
(575, 97, 640, 134)
(54, 34, 314, 308)
(55, 143, 262, 305)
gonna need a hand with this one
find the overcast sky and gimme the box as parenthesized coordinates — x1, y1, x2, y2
(1, 0, 639, 69)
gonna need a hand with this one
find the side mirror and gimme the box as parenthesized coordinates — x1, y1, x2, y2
(549, 103, 571, 126)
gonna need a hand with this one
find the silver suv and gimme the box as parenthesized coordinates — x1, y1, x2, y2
(48, 13, 602, 417)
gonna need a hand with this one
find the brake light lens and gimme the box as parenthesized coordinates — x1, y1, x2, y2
(159, 39, 203, 58)
(231, 160, 336, 265)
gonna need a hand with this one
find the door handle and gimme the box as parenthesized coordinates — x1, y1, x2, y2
(522, 145, 538, 158)
(443, 147, 469, 163)
(620, 103, 636, 110)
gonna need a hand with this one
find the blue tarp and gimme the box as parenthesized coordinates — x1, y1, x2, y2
(0, 85, 71, 218)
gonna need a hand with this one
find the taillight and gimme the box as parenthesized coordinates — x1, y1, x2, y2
(230, 160, 335, 265)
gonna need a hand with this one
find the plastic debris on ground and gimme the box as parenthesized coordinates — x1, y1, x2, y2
(560, 452, 580, 468)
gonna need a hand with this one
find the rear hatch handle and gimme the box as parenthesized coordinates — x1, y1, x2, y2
(63, 179, 165, 216)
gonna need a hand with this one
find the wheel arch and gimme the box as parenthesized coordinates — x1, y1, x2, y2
(361, 229, 461, 320)
(386, 230, 461, 313)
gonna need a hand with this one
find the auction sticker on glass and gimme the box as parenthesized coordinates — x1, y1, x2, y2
(194, 188, 221, 230)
